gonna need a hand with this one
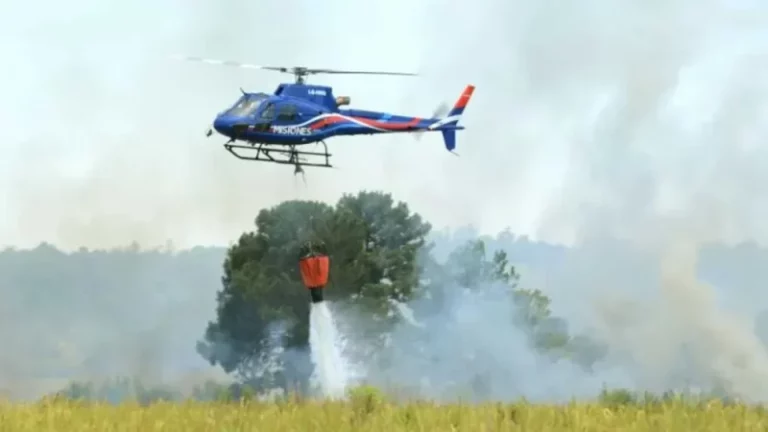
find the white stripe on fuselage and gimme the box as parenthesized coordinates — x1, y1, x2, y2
(292, 113, 389, 132)
(427, 115, 460, 130)
(273, 112, 454, 134)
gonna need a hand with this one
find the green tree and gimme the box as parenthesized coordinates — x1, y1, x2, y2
(330, 192, 431, 309)
(439, 239, 605, 364)
(197, 191, 431, 383)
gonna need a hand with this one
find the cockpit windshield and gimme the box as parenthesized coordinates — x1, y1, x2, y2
(226, 94, 269, 117)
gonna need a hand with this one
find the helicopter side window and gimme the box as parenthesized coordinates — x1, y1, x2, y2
(260, 103, 275, 120)
(226, 95, 266, 117)
(277, 104, 298, 121)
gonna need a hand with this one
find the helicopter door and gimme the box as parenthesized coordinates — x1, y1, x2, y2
(251, 102, 275, 132)
(275, 104, 299, 124)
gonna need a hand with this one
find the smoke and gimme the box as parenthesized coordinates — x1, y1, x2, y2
(0, 247, 232, 401)
(335, 285, 625, 403)
(326, 0, 768, 403)
(529, 0, 768, 402)
(325, 233, 768, 403)
(593, 240, 768, 400)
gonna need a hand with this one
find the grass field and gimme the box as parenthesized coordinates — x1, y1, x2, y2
(1, 393, 766, 431)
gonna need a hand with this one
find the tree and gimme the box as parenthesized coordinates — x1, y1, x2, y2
(197, 191, 431, 384)
(440, 240, 556, 334)
(438, 239, 605, 364)
(330, 191, 431, 308)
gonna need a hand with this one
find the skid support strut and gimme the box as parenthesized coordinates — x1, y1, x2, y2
(223, 142, 332, 172)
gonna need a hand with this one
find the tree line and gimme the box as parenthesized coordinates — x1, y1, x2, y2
(4, 190, 768, 400)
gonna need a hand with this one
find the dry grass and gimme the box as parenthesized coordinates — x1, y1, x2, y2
(0, 394, 766, 431)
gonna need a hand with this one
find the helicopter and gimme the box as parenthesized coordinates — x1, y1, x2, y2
(173, 55, 475, 173)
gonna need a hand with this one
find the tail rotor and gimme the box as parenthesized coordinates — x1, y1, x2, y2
(414, 101, 450, 141)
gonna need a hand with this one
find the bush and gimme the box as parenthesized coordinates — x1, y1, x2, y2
(57, 378, 181, 405)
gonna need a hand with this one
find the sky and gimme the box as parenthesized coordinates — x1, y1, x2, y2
(3, 0, 768, 250)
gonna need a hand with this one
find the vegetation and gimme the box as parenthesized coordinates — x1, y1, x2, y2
(5, 190, 768, 406)
(430, 239, 606, 368)
(1, 387, 767, 431)
(197, 192, 431, 384)
(196, 191, 606, 393)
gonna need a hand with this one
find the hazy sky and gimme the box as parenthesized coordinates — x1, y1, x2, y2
(4, 0, 768, 250)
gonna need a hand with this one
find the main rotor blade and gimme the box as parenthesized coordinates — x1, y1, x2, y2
(171, 55, 417, 77)
(307, 69, 418, 77)
(171, 55, 283, 72)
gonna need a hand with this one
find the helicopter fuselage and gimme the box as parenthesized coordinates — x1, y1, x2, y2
(210, 83, 457, 146)
(176, 55, 474, 170)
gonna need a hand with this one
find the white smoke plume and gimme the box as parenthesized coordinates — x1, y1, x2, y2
(328, 0, 768, 403)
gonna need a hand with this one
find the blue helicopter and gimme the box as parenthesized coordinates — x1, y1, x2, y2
(174, 56, 475, 173)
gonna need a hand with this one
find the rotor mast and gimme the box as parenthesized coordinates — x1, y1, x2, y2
(275, 67, 311, 84)
(292, 68, 309, 84)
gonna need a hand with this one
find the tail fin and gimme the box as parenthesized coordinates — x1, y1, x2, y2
(441, 129, 457, 151)
(446, 84, 476, 121)
(429, 85, 475, 151)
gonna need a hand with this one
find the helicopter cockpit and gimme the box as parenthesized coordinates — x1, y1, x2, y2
(225, 93, 269, 117)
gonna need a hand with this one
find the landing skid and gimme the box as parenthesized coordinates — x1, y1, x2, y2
(223, 141, 333, 174)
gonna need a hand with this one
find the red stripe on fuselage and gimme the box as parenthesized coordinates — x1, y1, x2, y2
(309, 115, 421, 131)
(308, 116, 337, 130)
